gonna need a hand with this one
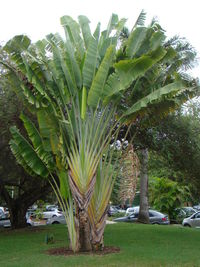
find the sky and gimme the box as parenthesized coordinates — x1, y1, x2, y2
(1, 0, 199, 77)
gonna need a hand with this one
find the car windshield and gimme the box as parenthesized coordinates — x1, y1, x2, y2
(183, 208, 195, 215)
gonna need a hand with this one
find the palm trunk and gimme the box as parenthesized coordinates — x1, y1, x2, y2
(89, 209, 107, 251)
(76, 207, 92, 252)
(138, 148, 149, 224)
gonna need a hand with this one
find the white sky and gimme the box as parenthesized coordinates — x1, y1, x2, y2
(1, 0, 199, 77)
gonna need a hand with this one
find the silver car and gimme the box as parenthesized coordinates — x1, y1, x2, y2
(114, 209, 169, 225)
(182, 212, 200, 228)
(125, 206, 140, 216)
(0, 210, 11, 228)
(46, 215, 66, 225)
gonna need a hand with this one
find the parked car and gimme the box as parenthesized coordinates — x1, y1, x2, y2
(125, 206, 140, 216)
(193, 204, 200, 211)
(0, 210, 11, 228)
(0, 207, 9, 216)
(171, 207, 197, 224)
(114, 209, 169, 225)
(46, 215, 66, 225)
(46, 205, 58, 211)
(26, 213, 47, 226)
(182, 211, 200, 228)
(43, 208, 63, 219)
(107, 205, 125, 216)
(25, 209, 36, 220)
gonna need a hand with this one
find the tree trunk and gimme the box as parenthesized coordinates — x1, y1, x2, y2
(9, 202, 28, 229)
(76, 207, 92, 252)
(0, 178, 51, 229)
(138, 148, 150, 224)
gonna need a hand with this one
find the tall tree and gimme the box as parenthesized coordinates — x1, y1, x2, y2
(1, 13, 199, 251)
(138, 148, 149, 223)
(147, 101, 200, 201)
(116, 12, 199, 223)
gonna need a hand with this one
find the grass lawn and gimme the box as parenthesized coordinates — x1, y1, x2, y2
(0, 223, 200, 267)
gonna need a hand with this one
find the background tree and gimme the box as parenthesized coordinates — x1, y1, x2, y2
(0, 67, 52, 228)
(146, 101, 200, 202)
(115, 12, 199, 223)
(149, 177, 191, 220)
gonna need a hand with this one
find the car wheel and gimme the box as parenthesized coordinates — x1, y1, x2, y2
(27, 223, 32, 227)
(183, 224, 191, 227)
(152, 222, 159, 225)
(52, 221, 60, 224)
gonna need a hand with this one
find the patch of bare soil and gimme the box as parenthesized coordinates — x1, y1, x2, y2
(47, 246, 120, 256)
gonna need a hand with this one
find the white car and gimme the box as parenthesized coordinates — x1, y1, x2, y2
(27, 216, 47, 226)
(46, 215, 66, 225)
(0, 207, 9, 216)
(125, 206, 140, 216)
(182, 212, 200, 228)
(43, 208, 63, 219)
(0, 210, 11, 228)
(0, 207, 5, 213)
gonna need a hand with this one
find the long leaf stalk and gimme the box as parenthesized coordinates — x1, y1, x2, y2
(49, 174, 77, 252)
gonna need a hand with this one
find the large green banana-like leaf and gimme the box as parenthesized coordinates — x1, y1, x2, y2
(4, 35, 30, 53)
(150, 30, 166, 51)
(122, 82, 187, 120)
(115, 18, 127, 38)
(78, 15, 92, 49)
(64, 40, 82, 90)
(46, 34, 73, 101)
(4, 35, 30, 74)
(10, 126, 49, 177)
(103, 47, 166, 102)
(99, 36, 117, 59)
(93, 22, 101, 41)
(58, 170, 70, 199)
(9, 140, 36, 177)
(37, 108, 60, 155)
(126, 27, 147, 58)
(97, 14, 120, 59)
(106, 13, 119, 38)
(3, 69, 38, 110)
(20, 113, 44, 149)
(116, 46, 166, 82)
(87, 45, 116, 107)
(82, 37, 98, 90)
(22, 56, 47, 97)
(60, 15, 84, 62)
(20, 113, 55, 169)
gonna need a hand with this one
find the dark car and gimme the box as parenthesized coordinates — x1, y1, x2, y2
(113, 209, 169, 225)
